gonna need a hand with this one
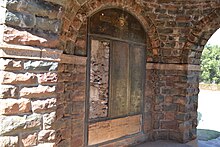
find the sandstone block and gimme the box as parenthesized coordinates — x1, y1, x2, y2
(38, 130, 56, 142)
(3, 27, 59, 48)
(36, 143, 55, 147)
(161, 120, 178, 129)
(0, 85, 19, 98)
(37, 73, 57, 84)
(0, 58, 23, 71)
(5, 11, 36, 28)
(56, 83, 64, 93)
(0, 98, 31, 115)
(24, 61, 58, 72)
(6, 0, 62, 19)
(32, 98, 56, 113)
(0, 71, 37, 85)
(20, 85, 56, 99)
(36, 17, 60, 33)
(56, 139, 70, 147)
(43, 112, 56, 129)
(0, 136, 18, 147)
(22, 132, 37, 147)
(0, 114, 42, 135)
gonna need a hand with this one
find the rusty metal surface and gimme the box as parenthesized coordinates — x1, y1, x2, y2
(90, 9, 146, 43)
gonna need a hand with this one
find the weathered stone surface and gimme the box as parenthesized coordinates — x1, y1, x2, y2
(36, 17, 60, 33)
(38, 130, 56, 142)
(0, 114, 42, 135)
(37, 73, 57, 84)
(6, 0, 62, 19)
(24, 61, 58, 72)
(21, 132, 37, 147)
(0, 98, 31, 115)
(77, 0, 87, 5)
(0, 71, 37, 85)
(5, 11, 36, 28)
(56, 139, 70, 147)
(3, 27, 59, 48)
(43, 112, 56, 129)
(20, 85, 56, 99)
(88, 115, 142, 145)
(0, 58, 23, 71)
(32, 98, 56, 113)
(36, 143, 55, 147)
(0, 85, 19, 98)
(0, 136, 18, 147)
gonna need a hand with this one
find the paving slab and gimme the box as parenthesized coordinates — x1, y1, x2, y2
(136, 140, 192, 147)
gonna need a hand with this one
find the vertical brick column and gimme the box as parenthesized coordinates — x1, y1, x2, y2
(56, 55, 86, 147)
(144, 63, 200, 143)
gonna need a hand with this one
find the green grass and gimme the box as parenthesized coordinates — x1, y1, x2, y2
(197, 129, 220, 141)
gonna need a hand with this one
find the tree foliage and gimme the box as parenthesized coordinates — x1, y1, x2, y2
(200, 45, 220, 84)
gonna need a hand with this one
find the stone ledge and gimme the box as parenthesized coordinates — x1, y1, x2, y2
(0, 43, 62, 61)
(146, 63, 200, 71)
(60, 54, 87, 65)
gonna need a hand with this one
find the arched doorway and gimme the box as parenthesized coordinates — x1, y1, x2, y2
(197, 28, 220, 142)
(86, 8, 146, 146)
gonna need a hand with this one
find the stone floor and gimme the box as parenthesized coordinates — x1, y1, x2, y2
(198, 137, 220, 147)
(136, 137, 220, 147)
(136, 140, 192, 147)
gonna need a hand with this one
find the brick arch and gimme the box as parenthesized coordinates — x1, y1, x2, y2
(61, 0, 160, 59)
(183, 8, 220, 64)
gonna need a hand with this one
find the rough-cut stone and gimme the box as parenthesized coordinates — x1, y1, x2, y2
(6, 0, 62, 19)
(36, 143, 55, 147)
(5, 11, 36, 28)
(24, 61, 58, 72)
(3, 27, 59, 48)
(1, 0, 219, 146)
(37, 73, 57, 84)
(0, 98, 31, 115)
(0, 114, 42, 135)
(43, 112, 56, 129)
(0, 71, 37, 85)
(0, 136, 18, 147)
(21, 132, 37, 147)
(38, 130, 56, 142)
(0, 85, 19, 98)
(36, 17, 60, 33)
(0, 58, 23, 71)
(20, 85, 56, 99)
(32, 98, 56, 113)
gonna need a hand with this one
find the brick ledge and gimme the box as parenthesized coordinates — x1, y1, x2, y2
(60, 54, 87, 65)
(0, 43, 62, 61)
(146, 63, 200, 71)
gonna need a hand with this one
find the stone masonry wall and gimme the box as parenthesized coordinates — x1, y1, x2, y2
(0, 0, 220, 146)
(56, 56, 86, 147)
(145, 64, 200, 142)
(0, 59, 58, 146)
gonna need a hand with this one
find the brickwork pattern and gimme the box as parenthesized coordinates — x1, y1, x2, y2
(0, 0, 219, 146)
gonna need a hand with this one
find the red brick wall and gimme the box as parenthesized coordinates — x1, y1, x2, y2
(0, 0, 219, 146)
